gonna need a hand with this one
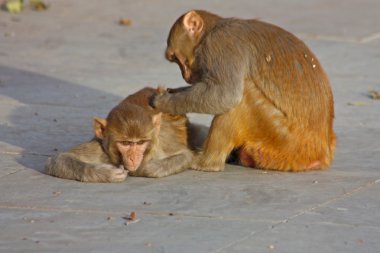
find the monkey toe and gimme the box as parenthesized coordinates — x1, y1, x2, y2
(190, 154, 225, 172)
(191, 162, 224, 172)
(307, 160, 322, 169)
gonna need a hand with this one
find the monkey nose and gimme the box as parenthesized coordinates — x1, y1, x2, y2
(126, 158, 139, 171)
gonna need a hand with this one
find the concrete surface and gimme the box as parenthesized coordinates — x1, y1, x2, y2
(0, 0, 379, 252)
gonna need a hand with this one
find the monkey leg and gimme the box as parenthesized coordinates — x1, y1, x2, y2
(235, 89, 335, 172)
(130, 149, 193, 178)
(237, 130, 334, 172)
(191, 111, 240, 172)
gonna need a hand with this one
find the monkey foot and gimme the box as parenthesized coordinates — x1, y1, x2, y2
(191, 162, 224, 172)
(306, 160, 322, 170)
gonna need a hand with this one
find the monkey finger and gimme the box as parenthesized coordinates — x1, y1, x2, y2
(115, 168, 128, 175)
(156, 85, 168, 94)
(110, 168, 128, 182)
(167, 86, 191, 93)
(149, 93, 159, 108)
(151, 93, 171, 111)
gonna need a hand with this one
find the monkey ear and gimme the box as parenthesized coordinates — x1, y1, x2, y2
(152, 112, 162, 130)
(93, 117, 107, 140)
(183, 11, 204, 37)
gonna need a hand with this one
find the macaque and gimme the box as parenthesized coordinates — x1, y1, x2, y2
(46, 88, 205, 183)
(152, 10, 336, 172)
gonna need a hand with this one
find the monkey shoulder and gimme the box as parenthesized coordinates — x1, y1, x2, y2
(207, 18, 308, 54)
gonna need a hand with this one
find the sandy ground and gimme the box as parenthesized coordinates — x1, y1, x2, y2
(0, 1, 379, 252)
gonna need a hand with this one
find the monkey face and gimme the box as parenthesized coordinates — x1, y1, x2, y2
(94, 102, 161, 173)
(116, 140, 151, 171)
(165, 48, 195, 84)
(165, 10, 211, 84)
(165, 23, 199, 84)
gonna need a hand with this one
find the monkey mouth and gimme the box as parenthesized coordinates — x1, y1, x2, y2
(125, 165, 139, 172)
(184, 69, 201, 84)
(181, 65, 193, 83)
(184, 72, 198, 85)
(123, 157, 143, 172)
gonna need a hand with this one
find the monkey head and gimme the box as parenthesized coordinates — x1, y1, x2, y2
(165, 10, 220, 84)
(93, 103, 161, 172)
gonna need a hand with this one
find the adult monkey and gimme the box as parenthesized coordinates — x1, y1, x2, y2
(152, 10, 336, 172)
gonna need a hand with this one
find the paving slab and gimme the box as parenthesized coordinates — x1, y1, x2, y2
(0, 1, 380, 253)
(223, 183, 380, 253)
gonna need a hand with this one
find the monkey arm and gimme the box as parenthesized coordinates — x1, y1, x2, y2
(130, 149, 193, 178)
(45, 153, 127, 183)
(153, 81, 241, 115)
(45, 140, 128, 183)
(46, 152, 88, 181)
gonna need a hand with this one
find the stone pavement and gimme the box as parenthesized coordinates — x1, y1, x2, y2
(0, 0, 379, 252)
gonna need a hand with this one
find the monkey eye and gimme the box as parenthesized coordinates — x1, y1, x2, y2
(119, 140, 150, 146)
(136, 140, 147, 145)
(119, 141, 134, 146)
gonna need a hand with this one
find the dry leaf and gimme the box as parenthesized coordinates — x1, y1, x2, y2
(5, 0, 23, 13)
(347, 102, 368, 106)
(30, 0, 49, 11)
(368, 89, 380, 99)
(123, 211, 139, 225)
(52, 191, 61, 196)
(129, 211, 137, 221)
(119, 18, 132, 26)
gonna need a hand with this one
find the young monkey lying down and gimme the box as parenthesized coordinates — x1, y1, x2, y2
(45, 87, 206, 183)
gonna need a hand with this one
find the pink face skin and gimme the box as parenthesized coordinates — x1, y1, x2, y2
(116, 140, 151, 172)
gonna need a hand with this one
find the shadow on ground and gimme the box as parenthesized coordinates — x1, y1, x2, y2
(0, 65, 122, 172)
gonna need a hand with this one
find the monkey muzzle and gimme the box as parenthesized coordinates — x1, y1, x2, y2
(122, 153, 144, 172)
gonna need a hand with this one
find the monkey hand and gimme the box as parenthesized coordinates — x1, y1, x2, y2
(83, 164, 128, 183)
(150, 91, 173, 113)
(156, 85, 168, 95)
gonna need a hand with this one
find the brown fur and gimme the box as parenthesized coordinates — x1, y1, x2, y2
(46, 88, 203, 182)
(153, 10, 336, 172)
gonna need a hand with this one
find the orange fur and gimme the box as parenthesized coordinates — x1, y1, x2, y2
(156, 10, 336, 172)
